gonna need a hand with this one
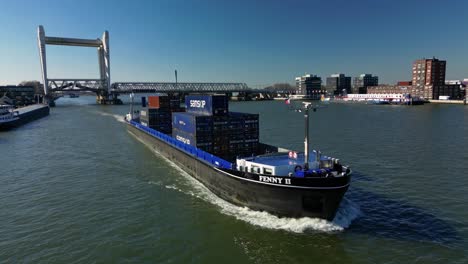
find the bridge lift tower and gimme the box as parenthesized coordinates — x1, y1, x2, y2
(37, 25, 119, 104)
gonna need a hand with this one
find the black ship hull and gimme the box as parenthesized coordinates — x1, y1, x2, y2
(127, 122, 350, 221)
(0, 118, 20, 130)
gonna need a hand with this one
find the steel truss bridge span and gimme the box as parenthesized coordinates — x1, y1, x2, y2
(48, 79, 105, 92)
(111, 82, 252, 93)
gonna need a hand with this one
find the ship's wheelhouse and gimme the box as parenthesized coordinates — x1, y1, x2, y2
(236, 151, 336, 177)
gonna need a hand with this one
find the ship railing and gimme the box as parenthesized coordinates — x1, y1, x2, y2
(130, 120, 233, 169)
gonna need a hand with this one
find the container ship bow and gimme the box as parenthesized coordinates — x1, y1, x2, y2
(125, 94, 351, 221)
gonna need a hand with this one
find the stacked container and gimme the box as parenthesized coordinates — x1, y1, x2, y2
(140, 96, 184, 134)
(173, 95, 228, 157)
(172, 112, 214, 152)
(172, 95, 259, 160)
(227, 112, 259, 159)
(185, 95, 229, 116)
(212, 115, 230, 156)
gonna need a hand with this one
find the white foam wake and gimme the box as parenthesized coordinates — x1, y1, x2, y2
(133, 132, 361, 233)
(95, 111, 125, 123)
(147, 180, 162, 186)
(164, 157, 361, 233)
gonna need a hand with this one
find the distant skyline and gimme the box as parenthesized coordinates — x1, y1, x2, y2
(0, 0, 467, 87)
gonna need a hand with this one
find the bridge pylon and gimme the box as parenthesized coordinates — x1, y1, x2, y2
(37, 25, 118, 105)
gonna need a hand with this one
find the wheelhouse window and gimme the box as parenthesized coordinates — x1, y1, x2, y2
(264, 168, 272, 175)
(252, 166, 260, 174)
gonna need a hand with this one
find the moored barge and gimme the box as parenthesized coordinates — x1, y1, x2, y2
(0, 104, 49, 130)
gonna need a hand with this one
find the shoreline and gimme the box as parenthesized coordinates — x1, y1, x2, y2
(428, 100, 466, 105)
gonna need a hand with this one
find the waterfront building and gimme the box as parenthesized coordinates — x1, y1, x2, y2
(0, 85, 36, 106)
(352, 74, 379, 94)
(412, 57, 446, 87)
(326, 73, 352, 95)
(369, 83, 464, 100)
(412, 57, 447, 99)
(433, 81, 464, 100)
(295, 74, 323, 100)
(325, 77, 337, 95)
(367, 85, 411, 95)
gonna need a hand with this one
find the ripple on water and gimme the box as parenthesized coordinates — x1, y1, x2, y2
(3, 100, 468, 263)
(347, 186, 463, 248)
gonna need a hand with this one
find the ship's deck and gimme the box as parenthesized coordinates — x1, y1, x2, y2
(244, 152, 319, 167)
(16, 104, 48, 115)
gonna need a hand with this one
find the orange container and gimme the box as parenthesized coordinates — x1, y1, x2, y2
(148, 96, 170, 109)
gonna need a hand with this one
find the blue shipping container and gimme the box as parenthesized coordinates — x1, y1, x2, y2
(173, 128, 213, 149)
(185, 95, 228, 116)
(172, 112, 213, 134)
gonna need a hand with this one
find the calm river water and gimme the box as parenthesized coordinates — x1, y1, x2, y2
(1, 96, 467, 263)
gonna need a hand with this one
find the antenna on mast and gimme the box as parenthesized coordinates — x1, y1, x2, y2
(129, 92, 135, 120)
(290, 101, 326, 170)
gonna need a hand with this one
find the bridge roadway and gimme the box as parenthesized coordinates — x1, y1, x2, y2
(46, 81, 270, 104)
(110, 82, 258, 94)
(47, 80, 256, 93)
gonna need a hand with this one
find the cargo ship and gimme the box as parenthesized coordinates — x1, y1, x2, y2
(125, 94, 351, 221)
(0, 104, 50, 130)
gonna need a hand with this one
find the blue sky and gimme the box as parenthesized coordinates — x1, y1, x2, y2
(0, 0, 467, 86)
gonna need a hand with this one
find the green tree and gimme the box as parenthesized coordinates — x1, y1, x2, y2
(19, 80, 44, 94)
